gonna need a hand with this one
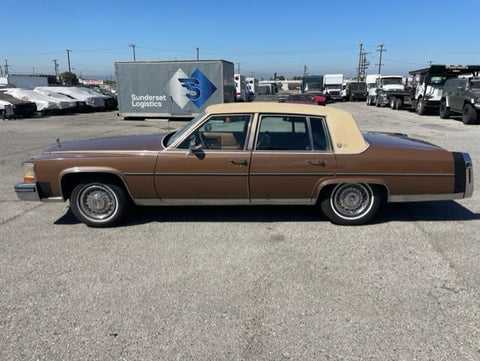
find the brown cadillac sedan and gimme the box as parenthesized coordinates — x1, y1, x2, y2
(14, 102, 473, 227)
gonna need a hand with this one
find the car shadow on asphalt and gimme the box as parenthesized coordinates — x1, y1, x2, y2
(54, 200, 480, 227)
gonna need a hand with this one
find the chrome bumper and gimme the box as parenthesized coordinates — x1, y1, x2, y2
(14, 182, 41, 201)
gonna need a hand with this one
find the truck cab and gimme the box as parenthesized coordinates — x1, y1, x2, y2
(409, 65, 480, 115)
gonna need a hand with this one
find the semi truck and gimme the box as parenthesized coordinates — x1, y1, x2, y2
(367, 75, 406, 107)
(322, 74, 343, 101)
(115, 60, 235, 119)
(301, 75, 323, 93)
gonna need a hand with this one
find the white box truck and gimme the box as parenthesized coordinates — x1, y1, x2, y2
(323, 74, 343, 101)
(115, 60, 235, 119)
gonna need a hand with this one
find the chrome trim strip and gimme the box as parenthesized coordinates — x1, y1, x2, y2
(154, 173, 248, 177)
(134, 199, 251, 206)
(134, 198, 313, 206)
(124, 172, 155, 176)
(49, 150, 159, 155)
(250, 198, 313, 205)
(250, 173, 335, 176)
(388, 193, 464, 202)
(336, 172, 454, 177)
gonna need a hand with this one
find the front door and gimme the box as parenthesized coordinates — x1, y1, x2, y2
(155, 114, 251, 203)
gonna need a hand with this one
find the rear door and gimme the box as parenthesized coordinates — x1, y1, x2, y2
(248, 114, 336, 203)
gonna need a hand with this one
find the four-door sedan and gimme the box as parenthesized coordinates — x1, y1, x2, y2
(14, 102, 473, 227)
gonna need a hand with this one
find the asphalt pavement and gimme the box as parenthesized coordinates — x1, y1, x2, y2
(1, 104, 480, 360)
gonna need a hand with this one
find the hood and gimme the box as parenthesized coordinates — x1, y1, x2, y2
(44, 134, 167, 153)
(363, 132, 444, 151)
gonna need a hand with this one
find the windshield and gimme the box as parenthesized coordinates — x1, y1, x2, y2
(382, 78, 403, 85)
(427, 76, 447, 86)
(166, 111, 206, 147)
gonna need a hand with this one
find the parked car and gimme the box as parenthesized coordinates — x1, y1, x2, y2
(35, 86, 105, 110)
(285, 93, 325, 106)
(305, 91, 327, 105)
(0, 92, 37, 117)
(34, 87, 86, 112)
(3, 88, 69, 113)
(440, 77, 480, 124)
(14, 102, 473, 227)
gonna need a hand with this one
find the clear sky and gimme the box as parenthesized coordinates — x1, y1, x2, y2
(2, 0, 478, 80)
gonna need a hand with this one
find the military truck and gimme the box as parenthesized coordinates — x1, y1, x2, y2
(440, 77, 480, 124)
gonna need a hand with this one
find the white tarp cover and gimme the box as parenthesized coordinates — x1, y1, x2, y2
(33, 88, 77, 109)
(35, 86, 105, 108)
(4, 88, 58, 111)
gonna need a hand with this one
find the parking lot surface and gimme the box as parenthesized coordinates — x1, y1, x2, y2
(1, 104, 480, 360)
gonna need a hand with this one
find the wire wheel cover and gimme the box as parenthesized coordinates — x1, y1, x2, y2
(79, 185, 117, 220)
(331, 184, 373, 219)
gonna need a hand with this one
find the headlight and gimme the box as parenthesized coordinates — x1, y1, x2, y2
(21, 163, 36, 183)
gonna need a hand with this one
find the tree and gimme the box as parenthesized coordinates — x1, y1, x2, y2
(59, 72, 79, 85)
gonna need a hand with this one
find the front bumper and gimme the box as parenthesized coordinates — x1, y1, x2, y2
(14, 182, 41, 201)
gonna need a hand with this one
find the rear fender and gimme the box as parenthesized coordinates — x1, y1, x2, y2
(314, 177, 389, 203)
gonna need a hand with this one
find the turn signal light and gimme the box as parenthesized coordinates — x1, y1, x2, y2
(21, 163, 36, 183)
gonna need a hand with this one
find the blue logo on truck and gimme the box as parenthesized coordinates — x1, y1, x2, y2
(168, 68, 217, 109)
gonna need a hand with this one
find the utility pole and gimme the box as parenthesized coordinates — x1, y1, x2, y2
(4, 60, 9, 74)
(357, 44, 363, 81)
(376, 44, 386, 75)
(52, 59, 59, 76)
(196, 47, 199, 61)
(129, 43, 136, 62)
(66, 49, 72, 72)
(236, 63, 241, 74)
(303, 64, 308, 77)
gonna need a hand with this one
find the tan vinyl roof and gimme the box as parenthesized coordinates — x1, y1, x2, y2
(205, 102, 369, 154)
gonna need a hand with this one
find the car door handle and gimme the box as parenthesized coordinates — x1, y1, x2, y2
(308, 159, 326, 166)
(229, 159, 248, 165)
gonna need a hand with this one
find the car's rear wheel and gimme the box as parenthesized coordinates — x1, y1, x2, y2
(70, 180, 129, 227)
(439, 101, 450, 119)
(462, 103, 478, 124)
(321, 183, 381, 225)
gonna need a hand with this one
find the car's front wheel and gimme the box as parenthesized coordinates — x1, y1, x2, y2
(70, 180, 129, 227)
(320, 183, 382, 225)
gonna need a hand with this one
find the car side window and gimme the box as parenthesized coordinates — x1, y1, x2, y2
(256, 115, 311, 151)
(178, 115, 250, 150)
(310, 117, 329, 151)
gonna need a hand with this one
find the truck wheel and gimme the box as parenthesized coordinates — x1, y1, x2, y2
(390, 97, 396, 109)
(462, 104, 478, 124)
(70, 180, 130, 227)
(395, 98, 403, 110)
(416, 99, 426, 115)
(439, 101, 450, 119)
(320, 183, 382, 226)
